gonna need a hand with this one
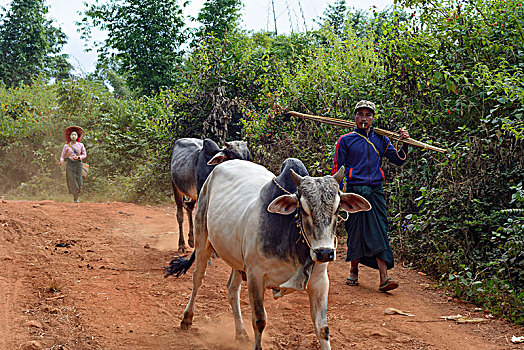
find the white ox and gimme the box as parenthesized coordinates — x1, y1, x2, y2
(165, 158, 371, 350)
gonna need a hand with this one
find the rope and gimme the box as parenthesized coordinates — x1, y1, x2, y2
(272, 178, 311, 248)
(295, 211, 312, 249)
(356, 131, 407, 161)
(337, 211, 349, 224)
(272, 177, 338, 251)
(393, 139, 407, 160)
(353, 132, 380, 156)
(272, 177, 293, 195)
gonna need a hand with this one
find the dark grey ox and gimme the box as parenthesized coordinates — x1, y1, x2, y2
(170, 138, 250, 252)
(166, 158, 371, 350)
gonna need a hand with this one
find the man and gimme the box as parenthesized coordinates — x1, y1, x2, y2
(332, 100, 409, 292)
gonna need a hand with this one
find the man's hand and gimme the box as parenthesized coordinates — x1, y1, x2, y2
(398, 127, 410, 140)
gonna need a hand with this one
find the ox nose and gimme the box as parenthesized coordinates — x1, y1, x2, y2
(314, 248, 335, 262)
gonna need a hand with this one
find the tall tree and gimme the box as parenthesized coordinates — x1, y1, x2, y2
(79, 0, 187, 95)
(194, 0, 243, 40)
(0, 0, 68, 87)
(318, 0, 348, 36)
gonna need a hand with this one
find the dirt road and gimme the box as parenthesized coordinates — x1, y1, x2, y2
(0, 200, 521, 349)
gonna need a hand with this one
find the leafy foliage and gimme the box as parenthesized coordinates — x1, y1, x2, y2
(78, 0, 187, 95)
(317, 0, 348, 36)
(0, 0, 69, 87)
(193, 0, 243, 41)
(368, 0, 524, 323)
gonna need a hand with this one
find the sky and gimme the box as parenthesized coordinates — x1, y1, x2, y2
(0, 0, 393, 74)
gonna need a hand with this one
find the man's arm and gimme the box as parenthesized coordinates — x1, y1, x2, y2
(384, 128, 409, 166)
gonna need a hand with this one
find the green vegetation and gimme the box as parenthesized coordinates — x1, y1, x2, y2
(78, 0, 187, 95)
(0, 0, 522, 324)
(0, 0, 71, 86)
(194, 0, 243, 40)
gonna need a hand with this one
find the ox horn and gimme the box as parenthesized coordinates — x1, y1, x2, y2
(333, 166, 345, 184)
(290, 169, 304, 186)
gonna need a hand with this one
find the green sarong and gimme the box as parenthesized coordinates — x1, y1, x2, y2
(66, 159, 83, 196)
(344, 184, 394, 270)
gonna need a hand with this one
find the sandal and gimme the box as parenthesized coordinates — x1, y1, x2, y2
(345, 277, 359, 286)
(379, 278, 399, 292)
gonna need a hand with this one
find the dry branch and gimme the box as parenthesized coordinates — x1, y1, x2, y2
(287, 111, 447, 153)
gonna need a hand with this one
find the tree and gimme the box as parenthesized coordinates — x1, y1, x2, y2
(79, 0, 187, 96)
(194, 0, 243, 40)
(0, 0, 68, 87)
(318, 0, 348, 36)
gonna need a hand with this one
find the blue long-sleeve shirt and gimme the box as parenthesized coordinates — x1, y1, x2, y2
(332, 127, 408, 187)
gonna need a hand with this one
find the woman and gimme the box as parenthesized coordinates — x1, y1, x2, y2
(60, 126, 87, 203)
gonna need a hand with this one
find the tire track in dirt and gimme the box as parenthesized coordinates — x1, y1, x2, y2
(0, 261, 21, 349)
(0, 211, 30, 349)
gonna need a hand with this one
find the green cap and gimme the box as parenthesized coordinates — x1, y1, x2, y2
(354, 100, 376, 114)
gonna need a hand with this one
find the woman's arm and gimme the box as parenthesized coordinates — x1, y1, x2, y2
(79, 143, 87, 160)
(60, 145, 69, 164)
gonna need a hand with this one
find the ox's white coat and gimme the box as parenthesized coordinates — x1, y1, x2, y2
(205, 162, 272, 272)
(179, 159, 370, 350)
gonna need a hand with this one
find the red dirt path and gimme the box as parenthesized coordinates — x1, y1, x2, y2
(0, 200, 522, 350)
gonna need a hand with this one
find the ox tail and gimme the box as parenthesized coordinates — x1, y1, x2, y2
(164, 251, 195, 278)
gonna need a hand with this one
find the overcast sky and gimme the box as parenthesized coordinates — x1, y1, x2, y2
(0, 0, 393, 74)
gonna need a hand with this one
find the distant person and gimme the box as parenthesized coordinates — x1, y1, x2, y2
(332, 100, 409, 292)
(60, 126, 87, 203)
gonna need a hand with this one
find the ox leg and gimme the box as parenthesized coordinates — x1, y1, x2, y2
(172, 185, 187, 253)
(247, 275, 266, 350)
(181, 241, 214, 329)
(307, 264, 331, 350)
(227, 269, 249, 342)
(184, 199, 196, 248)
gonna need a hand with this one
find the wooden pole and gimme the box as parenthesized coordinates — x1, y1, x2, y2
(288, 111, 447, 153)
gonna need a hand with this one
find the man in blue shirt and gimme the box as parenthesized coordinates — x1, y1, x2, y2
(332, 100, 409, 292)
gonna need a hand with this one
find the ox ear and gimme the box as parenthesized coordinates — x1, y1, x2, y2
(339, 192, 372, 213)
(207, 151, 227, 165)
(290, 169, 304, 187)
(333, 166, 345, 184)
(268, 194, 299, 215)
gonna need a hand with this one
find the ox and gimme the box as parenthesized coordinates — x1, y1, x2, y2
(170, 138, 251, 252)
(166, 158, 371, 349)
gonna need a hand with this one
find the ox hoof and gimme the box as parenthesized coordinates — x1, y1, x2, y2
(180, 320, 192, 330)
(178, 245, 187, 253)
(188, 240, 194, 248)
